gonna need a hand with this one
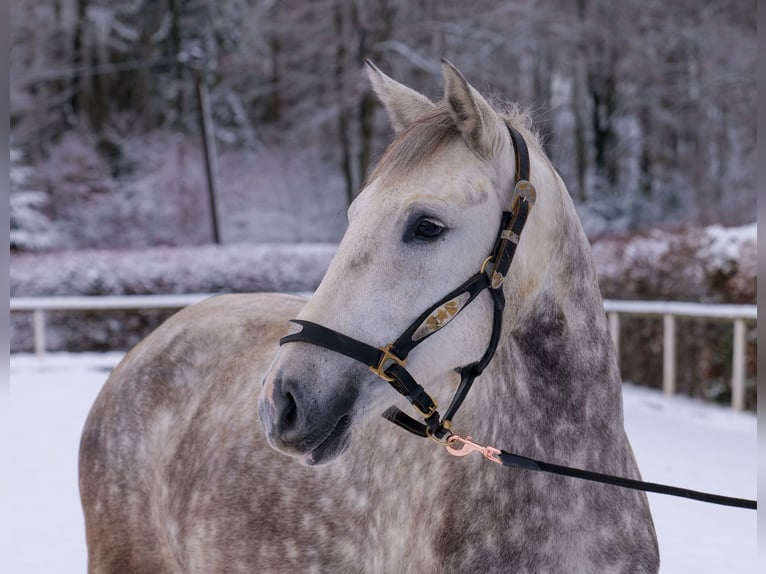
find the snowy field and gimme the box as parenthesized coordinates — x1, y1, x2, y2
(4, 353, 757, 573)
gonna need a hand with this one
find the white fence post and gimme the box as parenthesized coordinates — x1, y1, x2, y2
(33, 309, 46, 358)
(662, 314, 676, 397)
(731, 318, 746, 411)
(608, 311, 620, 365)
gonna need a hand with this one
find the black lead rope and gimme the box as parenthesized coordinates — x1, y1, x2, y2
(442, 435, 756, 510)
(389, 409, 756, 510)
(497, 448, 757, 510)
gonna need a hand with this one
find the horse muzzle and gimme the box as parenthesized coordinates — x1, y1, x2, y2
(258, 367, 357, 466)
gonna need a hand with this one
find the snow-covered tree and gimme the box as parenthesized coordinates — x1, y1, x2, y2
(10, 144, 59, 251)
(8, 0, 756, 251)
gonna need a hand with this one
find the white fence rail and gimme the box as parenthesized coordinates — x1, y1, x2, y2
(603, 300, 756, 410)
(11, 295, 756, 409)
(11, 294, 216, 361)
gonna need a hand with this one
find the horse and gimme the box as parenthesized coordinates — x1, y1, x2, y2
(79, 60, 659, 573)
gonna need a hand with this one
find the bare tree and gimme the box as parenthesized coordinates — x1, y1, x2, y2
(9, 0, 757, 248)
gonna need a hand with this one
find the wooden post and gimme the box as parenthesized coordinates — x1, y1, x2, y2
(608, 311, 620, 365)
(33, 310, 46, 358)
(195, 76, 222, 244)
(731, 319, 746, 410)
(662, 314, 675, 396)
(189, 49, 222, 245)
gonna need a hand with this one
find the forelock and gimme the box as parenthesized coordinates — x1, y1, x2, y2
(367, 102, 458, 185)
(366, 98, 542, 188)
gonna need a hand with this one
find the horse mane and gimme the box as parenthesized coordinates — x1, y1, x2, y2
(367, 98, 543, 187)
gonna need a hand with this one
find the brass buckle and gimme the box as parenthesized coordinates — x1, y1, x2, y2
(414, 400, 438, 419)
(480, 255, 494, 275)
(369, 343, 406, 382)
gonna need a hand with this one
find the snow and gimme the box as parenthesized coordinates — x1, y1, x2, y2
(3, 353, 757, 573)
(703, 222, 757, 273)
(621, 385, 757, 573)
(704, 222, 757, 258)
(622, 230, 671, 264)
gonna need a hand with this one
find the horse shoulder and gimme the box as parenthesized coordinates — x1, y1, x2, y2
(78, 293, 306, 573)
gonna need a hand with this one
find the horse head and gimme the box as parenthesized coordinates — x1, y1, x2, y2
(259, 60, 555, 465)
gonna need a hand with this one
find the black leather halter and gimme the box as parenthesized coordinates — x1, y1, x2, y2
(280, 126, 535, 440)
(277, 126, 758, 512)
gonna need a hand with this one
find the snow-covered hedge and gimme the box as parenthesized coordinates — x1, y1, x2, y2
(592, 223, 756, 304)
(11, 243, 336, 297)
(11, 243, 336, 353)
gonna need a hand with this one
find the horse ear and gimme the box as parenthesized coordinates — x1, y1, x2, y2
(441, 59, 505, 158)
(365, 59, 434, 133)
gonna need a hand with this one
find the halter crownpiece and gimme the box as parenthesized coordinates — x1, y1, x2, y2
(280, 125, 535, 440)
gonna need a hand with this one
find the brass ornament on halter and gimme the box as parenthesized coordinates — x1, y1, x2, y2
(513, 179, 536, 206)
(411, 292, 471, 342)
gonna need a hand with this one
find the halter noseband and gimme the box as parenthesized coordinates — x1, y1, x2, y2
(279, 126, 535, 441)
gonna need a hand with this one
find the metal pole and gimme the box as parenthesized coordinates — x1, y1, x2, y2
(662, 314, 675, 396)
(731, 319, 746, 410)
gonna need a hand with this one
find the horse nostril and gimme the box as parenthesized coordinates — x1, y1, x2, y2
(271, 374, 304, 438)
(281, 391, 298, 432)
(266, 375, 305, 440)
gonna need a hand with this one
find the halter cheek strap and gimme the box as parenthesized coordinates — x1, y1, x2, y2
(280, 125, 535, 439)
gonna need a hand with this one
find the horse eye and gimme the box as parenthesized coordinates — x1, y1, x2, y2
(413, 217, 445, 240)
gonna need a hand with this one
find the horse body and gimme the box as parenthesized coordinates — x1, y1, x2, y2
(80, 61, 658, 573)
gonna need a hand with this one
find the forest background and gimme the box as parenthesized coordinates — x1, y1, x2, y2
(9, 0, 757, 407)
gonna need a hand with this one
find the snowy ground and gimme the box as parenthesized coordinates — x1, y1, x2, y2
(3, 353, 757, 573)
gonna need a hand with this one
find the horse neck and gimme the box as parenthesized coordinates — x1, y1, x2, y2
(463, 160, 625, 464)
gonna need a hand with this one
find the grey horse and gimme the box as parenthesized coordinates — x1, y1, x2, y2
(80, 60, 659, 573)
